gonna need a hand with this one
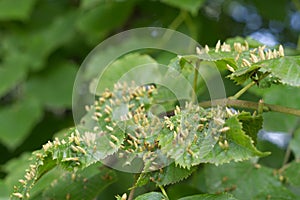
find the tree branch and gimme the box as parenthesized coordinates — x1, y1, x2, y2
(199, 98, 300, 117)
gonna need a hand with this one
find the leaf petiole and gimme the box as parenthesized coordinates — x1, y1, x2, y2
(192, 60, 200, 103)
(229, 81, 256, 100)
(159, 185, 169, 200)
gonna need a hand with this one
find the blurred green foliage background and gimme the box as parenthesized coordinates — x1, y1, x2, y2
(0, 0, 299, 199)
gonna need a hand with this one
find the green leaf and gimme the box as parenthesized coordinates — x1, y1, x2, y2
(155, 164, 196, 186)
(25, 163, 63, 199)
(290, 128, 300, 160)
(134, 192, 165, 200)
(169, 56, 195, 82)
(182, 51, 254, 85)
(11, 84, 159, 198)
(81, 0, 102, 9)
(237, 112, 263, 144)
(10, 128, 107, 199)
(167, 183, 201, 199)
(2, 153, 32, 196)
(203, 161, 291, 199)
(260, 56, 300, 87)
(76, 1, 134, 44)
(23, 12, 76, 71)
(150, 56, 197, 108)
(152, 85, 178, 111)
(201, 115, 268, 164)
(25, 61, 78, 108)
(84, 82, 159, 164)
(158, 105, 267, 168)
(158, 105, 225, 168)
(0, 180, 9, 200)
(283, 161, 300, 187)
(34, 156, 57, 182)
(0, 98, 43, 149)
(136, 163, 196, 187)
(0, 63, 27, 98)
(254, 185, 296, 200)
(0, 0, 37, 21)
(168, 56, 208, 96)
(185, 41, 291, 87)
(161, 0, 205, 15)
(92, 53, 158, 94)
(183, 52, 237, 65)
(178, 193, 238, 200)
(2, 11, 76, 73)
(41, 163, 116, 200)
(228, 64, 260, 84)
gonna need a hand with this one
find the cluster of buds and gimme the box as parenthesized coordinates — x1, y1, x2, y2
(196, 40, 285, 73)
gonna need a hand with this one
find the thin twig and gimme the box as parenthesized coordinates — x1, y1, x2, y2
(162, 10, 186, 42)
(159, 185, 169, 200)
(230, 73, 270, 100)
(229, 81, 256, 99)
(199, 98, 300, 117)
(282, 119, 300, 167)
(128, 187, 135, 200)
(128, 174, 141, 200)
(192, 60, 200, 103)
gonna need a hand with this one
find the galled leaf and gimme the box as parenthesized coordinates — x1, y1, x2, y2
(25, 162, 116, 200)
(200, 115, 268, 165)
(158, 104, 225, 168)
(158, 104, 267, 168)
(260, 56, 300, 87)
